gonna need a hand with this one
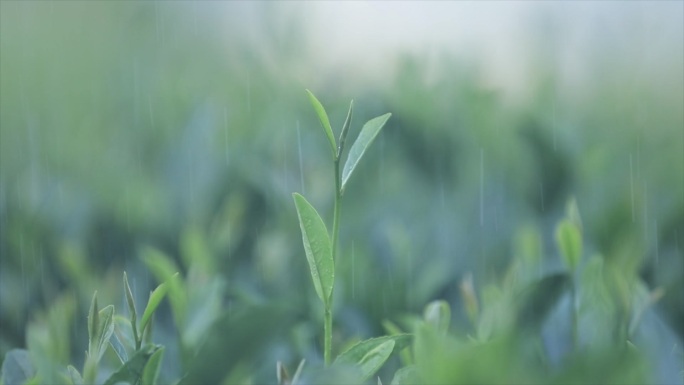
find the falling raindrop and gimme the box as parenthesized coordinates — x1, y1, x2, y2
(540, 182, 545, 212)
(148, 95, 155, 128)
(224, 107, 230, 166)
(654, 220, 659, 267)
(351, 240, 355, 301)
(296, 120, 305, 194)
(480, 148, 484, 227)
(643, 182, 648, 243)
(630, 154, 635, 222)
(552, 100, 557, 151)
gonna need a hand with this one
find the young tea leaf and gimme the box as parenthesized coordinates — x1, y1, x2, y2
(96, 305, 116, 361)
(292, 193, 334, 306)
(305, 89, 337, 159)
(555, 219, 583, 271)
(335, 339, 395, 382)
(141, 346, 164, 385)
(123, 272, 138, 333)
(141, 247, 187, 330)
(291, 359, 306, 385)
(341, 113, 391, 193)
(390, 365, 420, 385)
(337, 100, 354, 157)
(140, 279, 171, 338)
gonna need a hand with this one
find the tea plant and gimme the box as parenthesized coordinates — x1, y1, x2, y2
(1, 272, 169, 385)
(290, 90, 409, 379)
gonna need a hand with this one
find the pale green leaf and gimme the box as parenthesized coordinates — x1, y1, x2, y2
(87, 292, 99, 354)
(96, 305, 116, 361)
(141, 346, 165, 385)
(67, 366, 83, 385)
(390, 365, 420, 385)
(341, 113, 391, 192)
(141, 247, 187, 329)
(335, 339, 395, 382)
(305, 89, 337, 158)
(0, 349, 35, 385)
(292, 193, 334, 306)
(555, 219, 583, 271)
(423, 300, 451, 334)
(140, 279, 172, 337)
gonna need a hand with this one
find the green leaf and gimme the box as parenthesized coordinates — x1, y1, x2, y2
(555, 219, 583, 271)
(141, 247, 187, 329)
(140, 278, 172, 338)
(335, 335, 411, 381)
(390, 365, 420, 385)
(87, 292, 99, 354)
(292, 193, 334, 306)
(66, 366, 83, 385)
(95, 305, 115, 361)
(102, 344, 161, 385)
(305, 89, 337, 159)
(1, 349, 35, 385)
(423, 300, 451, 334)
(291, 359, 306, 385)
(337, 100, 354, 157)
(515, 273, 571, 332)
(141, 347, 164, 385)
(341, 113, 391, 192)
(336, 340, 395, 382)
(123, 272, 138, 332)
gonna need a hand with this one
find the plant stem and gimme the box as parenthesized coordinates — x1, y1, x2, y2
(324, 306, 332, 365)
(325, 156, 342, 366)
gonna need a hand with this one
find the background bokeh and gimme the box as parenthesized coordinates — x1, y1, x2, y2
(1, 1, 682, 384)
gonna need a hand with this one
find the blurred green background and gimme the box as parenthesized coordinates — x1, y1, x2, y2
(1, 1, 682, 384)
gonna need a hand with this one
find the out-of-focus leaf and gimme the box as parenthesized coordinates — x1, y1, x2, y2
(66, 366, 83, 385)
(341, 113, 391, 192)
(390, 365, 420, 385)
(423, 300, 451, 334)
(141, 247, 187, 329)
(515, 273, 571, 333)
(292, 193, 334, 307)
(179, 304, 291, 385)
(141, 346, 164, 385)
(1, 349, 35, 385)
(103, 344, 161, 385)
(556, 219, 583, 271)
(305, 89, 337, 158)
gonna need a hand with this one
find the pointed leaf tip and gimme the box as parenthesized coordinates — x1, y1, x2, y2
(305, 89, 337, 159)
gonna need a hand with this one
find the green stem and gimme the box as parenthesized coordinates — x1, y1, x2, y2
(324, 306, 332, 365)
(325, 157, 342, 366)
(570, 275, 578, 350)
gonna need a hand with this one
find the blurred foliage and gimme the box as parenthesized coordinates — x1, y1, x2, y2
(1, 1, 682, 384)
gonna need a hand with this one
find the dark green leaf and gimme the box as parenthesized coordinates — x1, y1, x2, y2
(292, 193, 334, 307)
(305, 89, 337, 159)
(341, 113, 391, 192)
